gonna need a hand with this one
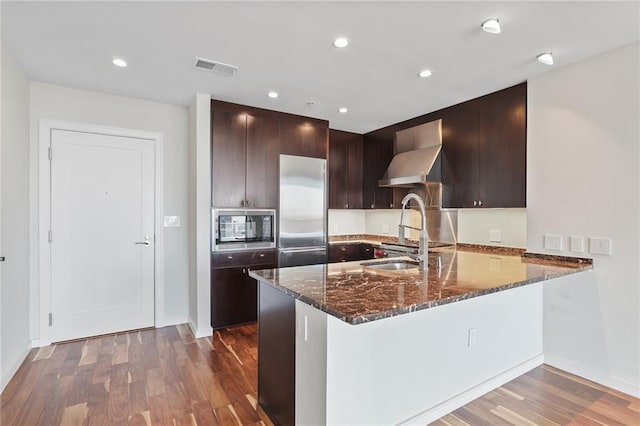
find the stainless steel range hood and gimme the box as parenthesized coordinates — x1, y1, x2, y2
(378, 119, 442, 188)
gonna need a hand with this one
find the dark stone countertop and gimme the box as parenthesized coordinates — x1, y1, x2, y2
(249, 247, 592, 325)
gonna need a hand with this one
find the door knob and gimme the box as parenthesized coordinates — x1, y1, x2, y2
(135, 236, 151, 246)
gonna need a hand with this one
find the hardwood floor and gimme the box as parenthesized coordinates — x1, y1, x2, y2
(1, 323, 638, 425)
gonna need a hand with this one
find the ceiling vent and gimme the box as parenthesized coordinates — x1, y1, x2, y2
(194, 57, 238, 76)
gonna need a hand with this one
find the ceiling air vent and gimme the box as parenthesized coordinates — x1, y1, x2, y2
(194, 57, 238, 76)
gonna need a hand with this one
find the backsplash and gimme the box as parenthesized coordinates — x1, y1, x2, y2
(457, 208, 527, 248)
(329, 208, 527, 248)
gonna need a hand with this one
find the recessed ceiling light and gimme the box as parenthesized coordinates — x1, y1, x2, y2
(112, 58, 127, 68)
(481, 18, 501, 34)
(418, 69, 434, 78)
(537, 52, 554, 65)
(333, 37, 349, 48)
(268, 91, 279, 98)
(339, 107, 348, 113)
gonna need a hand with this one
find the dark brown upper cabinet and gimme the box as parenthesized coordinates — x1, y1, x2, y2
(329, 129, 363, 209)
(442, 83, 527, 208)
(362, 82, 527, 210)
(279, 116, 328, 159)
(211, 102, 279, 209)
(477, 83, 527, 208)
(362, 135, 395, 209)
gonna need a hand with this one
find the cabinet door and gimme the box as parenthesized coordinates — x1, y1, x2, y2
(328, 243, 360, 262)
(347, 135, 364, 209)
(363, 136, 394, 209)
(246, 114, 279, 208)
(359, 243, 375, 260)
(211, 267, 251, 329)
(211, 109, 247, 207)
(441, 101, 479, 208)
(280, 117, 328, 159)
(478, 83, 527, 208)
(328, 130, 349, 209)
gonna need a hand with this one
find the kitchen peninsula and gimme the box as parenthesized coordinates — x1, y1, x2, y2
(250, 247, 592, 425)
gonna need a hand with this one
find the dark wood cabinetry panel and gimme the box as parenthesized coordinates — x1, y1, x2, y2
(328, 243, 375, 262)
(280, 117, 328, 159)
(258, 282, 296, 426)
(441, 101, 480, 208)
(211, 108, 246, 207)
(211, 267, 249, 328)
(328, 130, 349, 209)
(246, 114, 279, 208)
(329, 130, 363, 209)
(211, 249, 277, 329)
(363, 135, 395, 209)
(478, 83, 527, 208)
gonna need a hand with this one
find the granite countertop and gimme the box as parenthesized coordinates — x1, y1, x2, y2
(249, 247, 592, 325)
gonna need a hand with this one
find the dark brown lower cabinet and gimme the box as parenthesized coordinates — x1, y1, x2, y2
(258, 281, 296, 426)
(328, 243, 376, 263)
(211, 250, 277, 329)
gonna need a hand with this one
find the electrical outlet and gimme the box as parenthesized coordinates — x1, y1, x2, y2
(489, 229, 502, 242)
(163, 216, 180, 227)
(589, 238, 612, 255)
(468, 328, 478, 347)
(570, 236, 584, 253)
(544, 234, 563, 251)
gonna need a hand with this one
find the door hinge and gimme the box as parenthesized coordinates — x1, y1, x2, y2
(48, 313, 53, 326)
(48, 147, 52, 161)
(0, 256, 5, 262)
(48, 230, 52, 243)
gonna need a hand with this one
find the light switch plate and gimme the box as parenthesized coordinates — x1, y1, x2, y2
(544, 234, 563, 251)
(489, 229, 502, 242)
(589, 237, 612, 255)
(163, 216, 180, 227)
(570, 236, 584, 253)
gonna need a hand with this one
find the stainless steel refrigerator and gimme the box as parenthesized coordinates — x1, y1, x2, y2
(278, 155, 327, 267)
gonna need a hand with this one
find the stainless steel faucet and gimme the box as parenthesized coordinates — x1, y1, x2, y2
(398, 193, 429, 270)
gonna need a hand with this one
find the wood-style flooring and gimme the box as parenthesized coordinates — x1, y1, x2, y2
(1, 323, 638, 425)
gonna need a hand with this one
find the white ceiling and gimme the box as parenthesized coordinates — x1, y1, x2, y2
(2, 1, 639, 133)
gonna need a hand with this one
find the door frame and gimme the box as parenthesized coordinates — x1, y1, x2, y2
(36, 119, 164, 346)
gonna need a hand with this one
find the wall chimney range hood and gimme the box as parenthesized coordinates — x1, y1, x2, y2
(378, 119, 442, 188)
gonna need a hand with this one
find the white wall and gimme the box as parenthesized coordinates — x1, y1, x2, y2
(327, 209, 366, 235)
(458, 208, 527, 248)
(528, 42, 640, 396)
(187, 93, 212, 338)
(1, 46, 32, 391)
(29, 82, 190, 335)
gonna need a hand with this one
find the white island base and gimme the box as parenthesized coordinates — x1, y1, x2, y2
(294, 282, 544, 425)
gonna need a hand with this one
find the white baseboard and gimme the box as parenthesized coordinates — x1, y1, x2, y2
(545, 355, 640, 398)
(188, 320, 213, 339)
(400, 354, 544, 425)
(156, 315, 188, 328)
(1, 343, 32, 393)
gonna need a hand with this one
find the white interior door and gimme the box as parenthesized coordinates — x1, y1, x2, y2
(50, 129, 155, 342)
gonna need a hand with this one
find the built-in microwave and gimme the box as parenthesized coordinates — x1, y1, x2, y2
(212, 208, 276, 251)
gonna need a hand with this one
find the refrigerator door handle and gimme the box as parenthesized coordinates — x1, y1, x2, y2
(278, 247, 326, 254)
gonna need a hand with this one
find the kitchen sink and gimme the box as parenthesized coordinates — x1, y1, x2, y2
(361, 259, 419, 272)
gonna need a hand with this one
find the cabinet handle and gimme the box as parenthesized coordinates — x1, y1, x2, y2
(473, 200, 477, 207)
(390, 203, 393, 208)
(478, 200, 483, 206)
(341, 247, 347, 251)
(246, 200, 251, 206)
(227, 255, 233, 260)
(345, 203, 349, 208)
(371, 204, 375, 209)
(243, 268, 246, 274)
(259, 253, 265, 257)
